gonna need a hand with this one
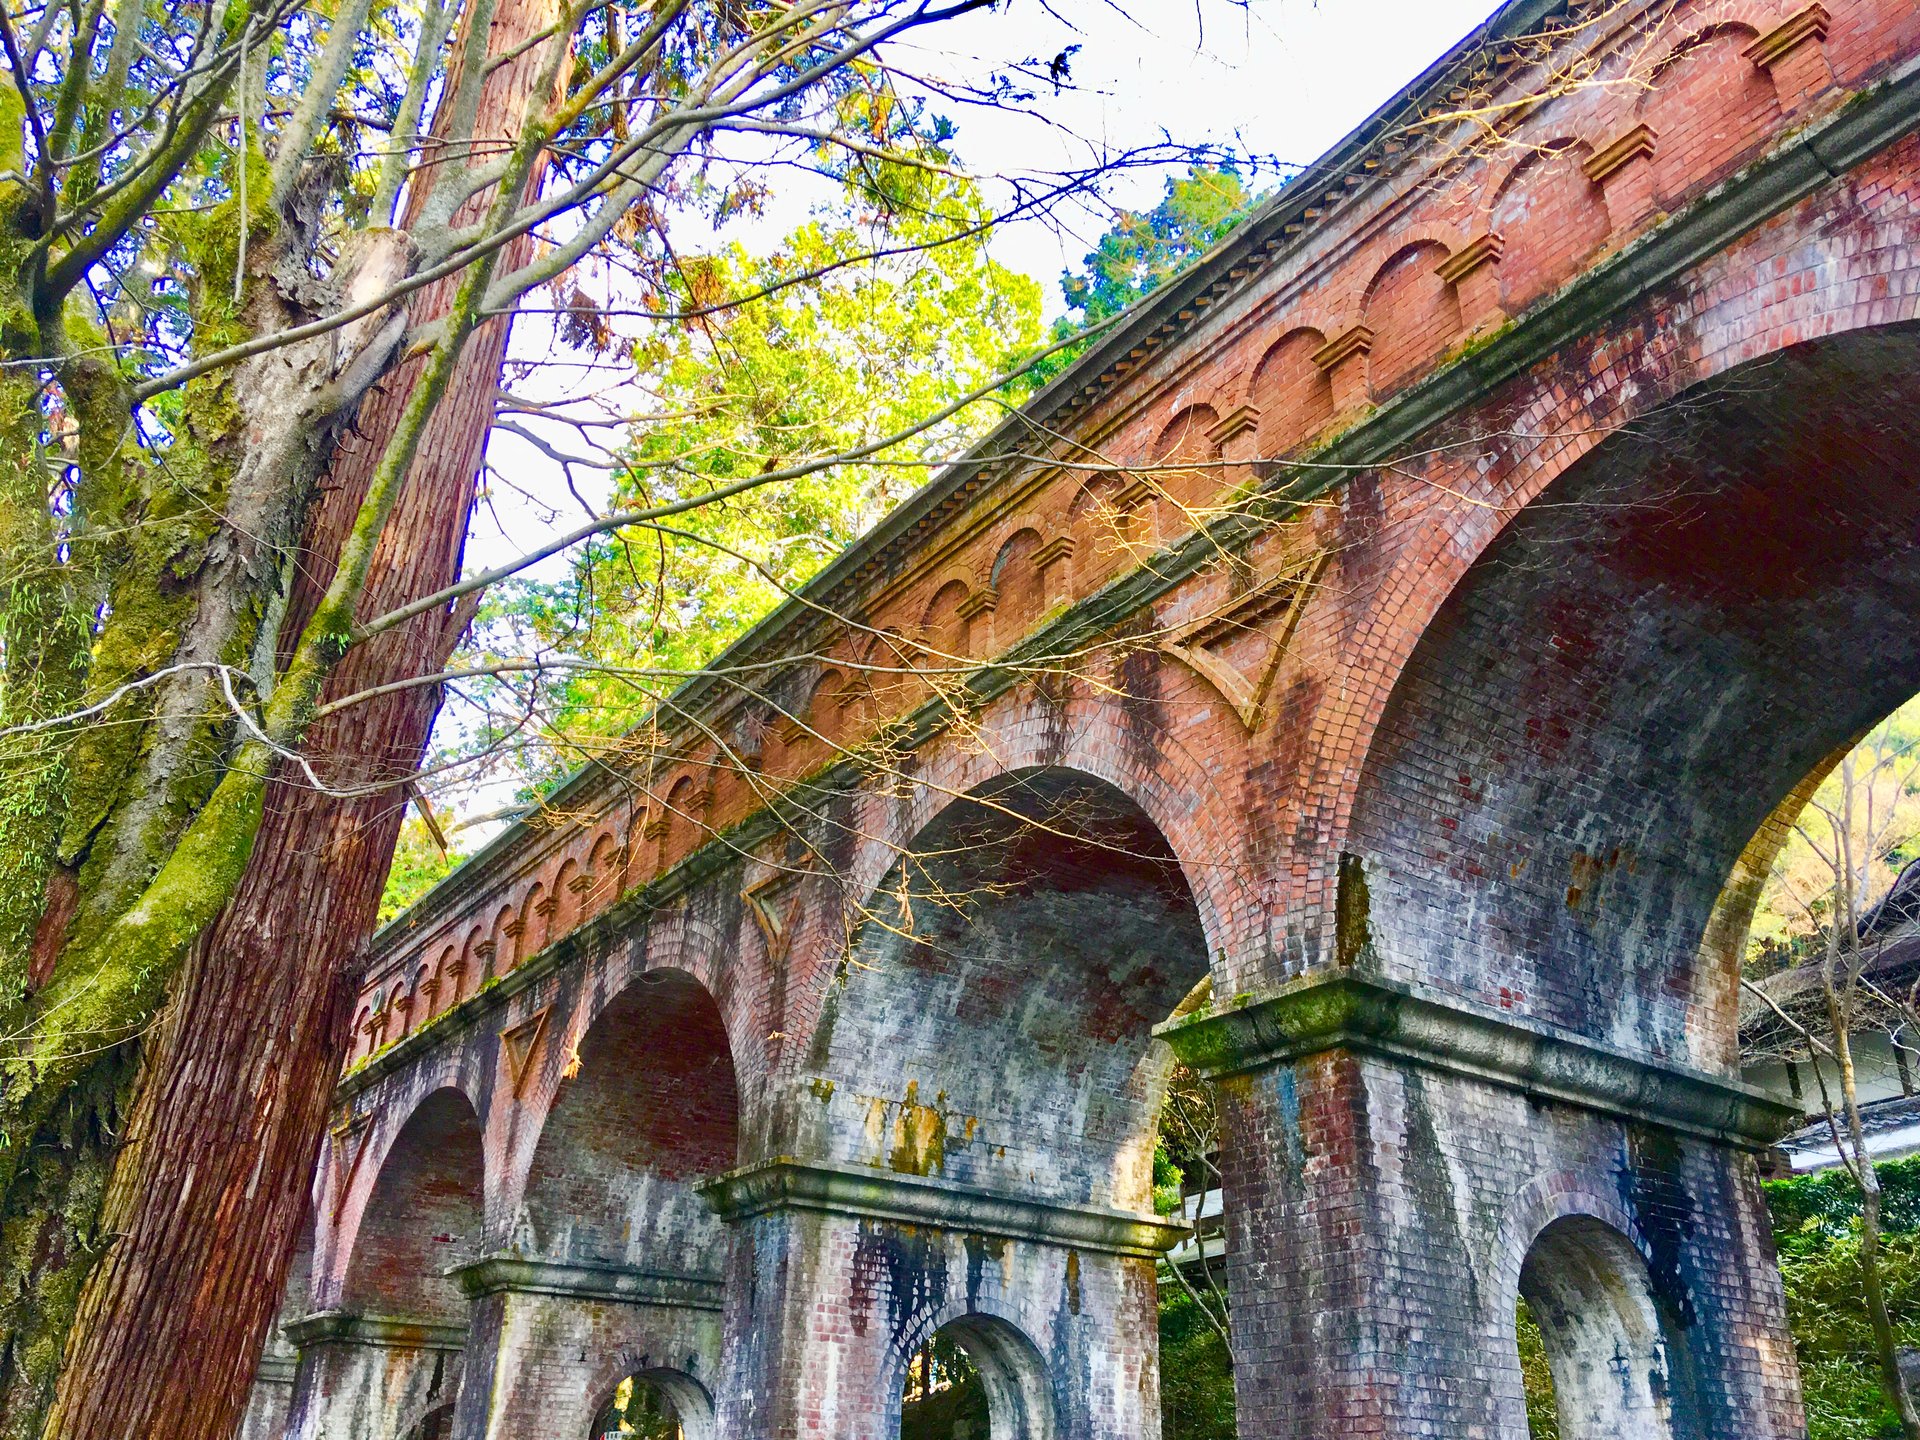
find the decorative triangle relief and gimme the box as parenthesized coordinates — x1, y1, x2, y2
(499, 1006, 551, 1096)
(327, 1110, 373, 1219)
(1160, 552, 1328, 731)
(743, 873, 801, 963)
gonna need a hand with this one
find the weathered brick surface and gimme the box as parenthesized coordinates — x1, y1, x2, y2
(264, 3, 1920, 1436)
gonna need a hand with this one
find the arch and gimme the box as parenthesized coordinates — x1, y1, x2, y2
(1066, 472, 1134, 584)
(426, 946, 456, 1018)
(920, 576, 974, 663)
(551, 857, 582, 937)
(806, 665, 848, 748)
(340, 1086, 485, 1324)
(1273, 156, 1920, 986)
(810, 766, 1213, 1211)
(489, 902, 517, 978)
(1361, 240, 1462, 396)
(863, 625, 920, 717)
(990, 527, 1044, 632)
(1343, 323, 1920, 1067)
(454, 925, 486, 1000)
(1149, 403, 1223, 527)
(1486, 139, 1610, 314)
(585, 832, 623, 913)
(519, 881, 549, 959)
(661, 774, 703, 864)
(590, 1366, 716, 1440)
(894, 1311, 1057, 1440)
(519, 968, 739, 1269)
(1515, 1215, 1688, 1440)
(1249, 327, 1333, 451)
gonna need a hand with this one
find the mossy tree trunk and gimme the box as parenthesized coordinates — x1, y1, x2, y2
(26, 1, 560, 1430)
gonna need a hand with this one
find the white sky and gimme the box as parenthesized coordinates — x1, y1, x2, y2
(447, 0, 1502, 833)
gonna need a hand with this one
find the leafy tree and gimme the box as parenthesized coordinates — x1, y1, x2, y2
(443, 169, 1043, 800)
(1028, 163, 1261, 387)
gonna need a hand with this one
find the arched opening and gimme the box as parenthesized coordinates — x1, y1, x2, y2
(1516, 1218, 1679, 1440)
(1348, 328, 1920, 1068)
(522, 969, 739, 1269)
(591, 1369, 715, 1440)
(1341, 328, 1920, 1431)
(821, 767, 1216, 1436)
(837, 767, 1211, 1209)
(898, 1315, 1056, 1440)
(343, 1087, 485, 1324)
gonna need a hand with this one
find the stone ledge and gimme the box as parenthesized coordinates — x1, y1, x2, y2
(451, 1253, 723, 1311)
(1156, 972, 1799, 1149)
(698, 1158, 1188, 1258)
(252, 1353, 299, 1385)
(282, 1311, 467, 1352)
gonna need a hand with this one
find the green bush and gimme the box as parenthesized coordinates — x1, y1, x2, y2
(1160, 1284, 1237, 1440)
(1153, 1156, 1920, 1439)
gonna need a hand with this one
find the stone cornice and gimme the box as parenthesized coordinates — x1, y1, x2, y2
(356, 48, 1920, 1045)
(282, 1311, 467, 1352)
(698, 1158, 1188, 1259)
(1156, 972, 1800, 1148)
(451, 1253, 723, 1310)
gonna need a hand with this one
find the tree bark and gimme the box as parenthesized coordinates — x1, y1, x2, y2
(38, 0, 561, 1430)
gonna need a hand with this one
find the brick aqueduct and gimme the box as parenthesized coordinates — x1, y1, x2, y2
(245, 2, 1920, 1436)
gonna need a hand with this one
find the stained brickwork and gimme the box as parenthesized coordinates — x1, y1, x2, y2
(262, 2, 1920, 1437)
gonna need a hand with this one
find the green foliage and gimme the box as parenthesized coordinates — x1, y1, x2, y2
(1767, 1155, 1920, 1256)
(378, 818, 466, 926)
(1153, 1142, 1186, 1217)
(488, 170, 1042, 793)
(1062, 165, 1258, 325)
(1159, 1283, 1236, 1440)
(1027, 165, 1260, 389)
(1516, 1299, 1559, 1440)
(1765, 1159, 1920, 1439)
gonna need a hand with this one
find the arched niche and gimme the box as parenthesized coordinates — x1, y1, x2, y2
(1249, 327, 1333, 452)
(1150, 404, 1224, 528)
(1639, 25, 1779, 206)
(920, 577, 974, 666)
(990, 528, 1045, 634)
(520, 970, 740, 1270)
(1361, 240, 1461, 397)
(342, 1087, 485, 1324)
(1487, 140, 1610, 314)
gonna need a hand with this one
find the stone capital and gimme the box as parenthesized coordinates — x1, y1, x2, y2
(451, 1253, 724, 1311)
(1156, 970, 1797, 1148)
(698, 1157, 1187, 1258)
(282, 1310, 467, 1353)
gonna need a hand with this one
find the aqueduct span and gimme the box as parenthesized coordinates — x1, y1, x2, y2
(249, 0, 1920, 1434)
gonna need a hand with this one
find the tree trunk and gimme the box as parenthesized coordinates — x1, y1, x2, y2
(36, 0, 561, 1430)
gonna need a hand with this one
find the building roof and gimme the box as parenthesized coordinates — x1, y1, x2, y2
(1741, 857, 1920, 1061)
